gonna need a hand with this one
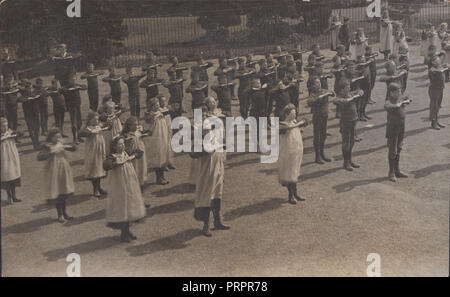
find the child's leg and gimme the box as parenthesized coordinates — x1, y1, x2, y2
(120, 222, 132, 242)
(56, 196, 64, 222)
(313, 118, 323, 164)
(61, 194, 73, 220)
(5, 187, 13, 204)
(10, 184, 21, 202)
(211, 198, 230, 230)
(293, 183, 305, 201)
(287, 183, 296, 204)
(437, 90, 445, 128)
(320, 117, 331, 162)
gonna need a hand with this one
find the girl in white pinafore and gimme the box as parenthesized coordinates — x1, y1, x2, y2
(79, 111, 108, 198)
(37, 129, 76, 222)
(158, 95, 176, 170)
(192, 118, 229, 237)
(100, 101, 123, 155)
(392, 23, 409, 58)
(145, 97, 170, 185)
(103, 136, 146, 242)
(329, 15, 342, 51)
(1, 117, 21, 205)
(278, 104, 308, 205)
(354, 28, 368, 59)
(122, 116, 150, 187)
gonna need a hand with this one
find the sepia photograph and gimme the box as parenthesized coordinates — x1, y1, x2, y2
(0, 0, 449, 280)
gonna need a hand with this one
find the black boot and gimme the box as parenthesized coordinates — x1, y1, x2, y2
(92, 180, 100, 197)
(287, 184, 297, 204)
(61, 197, 74, 220)
(293, 184, 305, 201)
(6, 189, 13, 205)
(388, 157, 397, 182)
(437, 121, 446, 128)
(201, 211, 212, 237)
(11, 187, 21, 202)
(431, 120, 440, 130)
(72, 128, 79, 145)
(120, 223, 132, 242)
(320, 143, 332, 162)
(156, 168, 169, 185)
(56, 199, 65, 223)
(343, 151, 353, 171)
(349, 151, 360, 168)
(395, 155, 408, 178)
(315, 147, 324, 164)
(211, 199, 230, 230)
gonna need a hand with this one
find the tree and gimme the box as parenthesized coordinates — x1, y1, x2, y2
(0, 0, 127, 65)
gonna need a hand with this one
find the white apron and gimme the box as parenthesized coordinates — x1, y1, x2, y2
(84, 126, 107, 179)
(278, 126, 303, 185)
(1, 130, 21, 182)
(106, 152, 146, 223)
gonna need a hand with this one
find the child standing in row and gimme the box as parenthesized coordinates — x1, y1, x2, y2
(37, 129, 76, 223)
(158, 95, 176, 170)
(122, 116, 151, 189)
(103, 136, 146, 242)
(46, 79, 67, 136)
(122, 66, 146, 118)
(102, 66, 122, 105)
(1, 117, 22, 204)
(278, 104, 308, 205)
(79, 111, 109, 198)
(384, 83, 411, 182)
(145, 97, 170, 185)
(81, 63, 104, 111)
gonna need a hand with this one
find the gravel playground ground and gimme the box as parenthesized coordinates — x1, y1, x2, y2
(1, 43, 449, 276)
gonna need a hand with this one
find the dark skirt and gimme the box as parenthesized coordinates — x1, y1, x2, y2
(1, 178, 21, 190)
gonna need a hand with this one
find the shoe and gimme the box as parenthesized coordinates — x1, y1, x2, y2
(120, 232, 132, 242)
(77, 137, 84, 143)
(62, 134, 69, 138)
(127, 231, 137, 240)
(364, 114, 372, 120)
(93, 191, 101, 198)
(63, 214, 74, 220)
(360, 117, 367, 122)
(145, 203, 151, 209)
(12, 198, 22, 203)
(437, 122, 446, 128)
(431, 121, 440, 130)
(315, 156, 324, 165)
(168, 164, 176, 170)
(344, 161, 353, 172)
(157, 178, 169, 185)
(350, 160, 360, 169)
(57, 216, 66, 223)
(354, 137, 362, 142)
(202, 229, 212, 237)
(288, 197, 297, 205)
(99, 188, 107, 195)
(212, 223, 230, 231)
(389, 173, 397, 182)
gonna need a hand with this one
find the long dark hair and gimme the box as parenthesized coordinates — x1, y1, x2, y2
(122, 116, 137, 135)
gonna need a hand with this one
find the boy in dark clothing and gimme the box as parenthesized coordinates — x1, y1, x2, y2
(192, 56, 213, 97)
(186, 70, 208, 111)
(140, 68, 163, 102)
(428, 55, 448, 130)
(365, 46, 378, 104)
(283, 60, 302, 113)
(60, 76, 87, 144)
(338, 17, 351, 51)
(51, 44, 79, 87)
(167, 56, 188, 104)
(355, 56, 372, 121)
(81, 63, 104, 111)
(235, 57, 255, 118)
(257, 59, 277, 118)
(211, 75, 233, 117)
(102, 66, 122, 105)
(379, 60, 407, 100)
(34, 78, 49, 136)
(225, 51, 239, 100)
(332, 78, 364, 171)
(47, 79, 67, 136)
(307, 77, 334, 164)
(142, 51, 162, 75)
(163, 69, 185, 118)
(1, 80, 20, 134)
(384, 83, 411, 182)
(246, 53, 258, 70)
(122, 66, 146, 118)
(18, 80, 41, 149)
(397, 45, 410, 93)
(290, 43, 306, 78)
(1, 48, 18, 83)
